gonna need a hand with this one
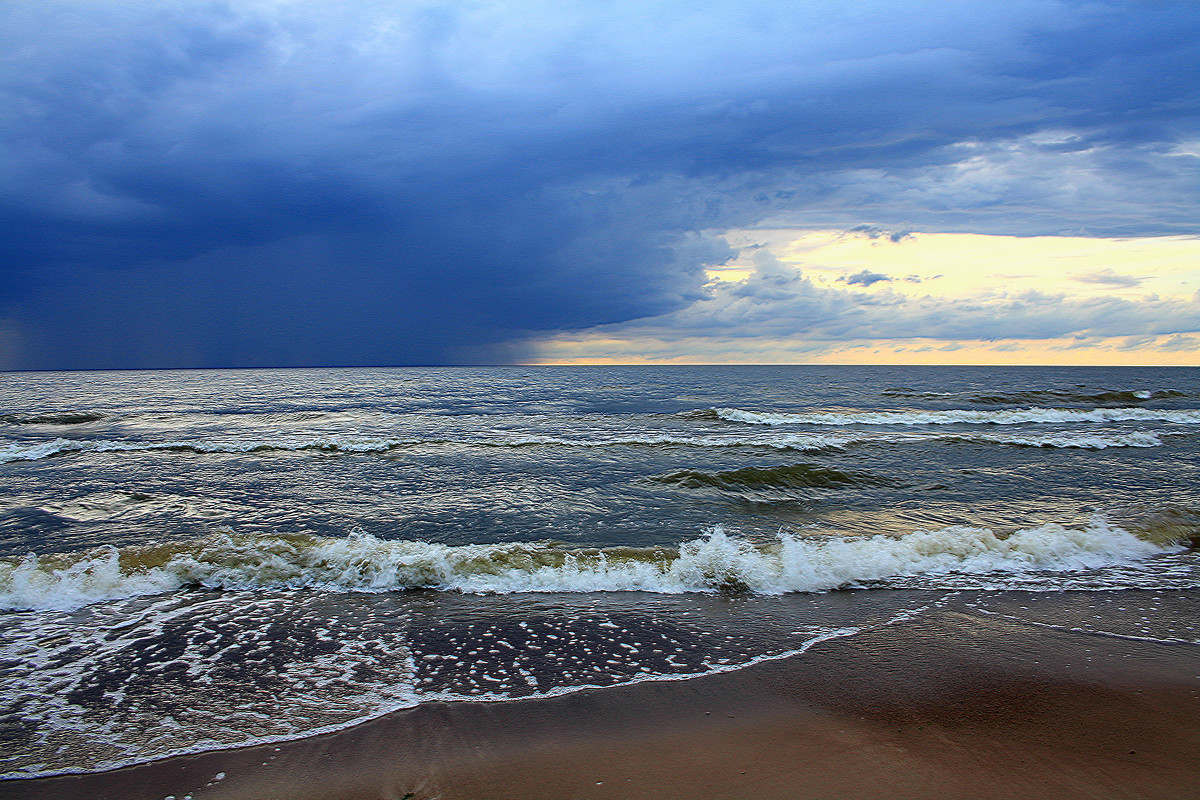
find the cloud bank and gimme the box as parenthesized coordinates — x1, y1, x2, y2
(1, 0, 1197, 368)
(608, 259, 1200, 343)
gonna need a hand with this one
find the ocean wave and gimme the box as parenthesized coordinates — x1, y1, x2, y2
(0, 435, 826, 465)
(967, 389, 1187, 405)
(0, 427, 1170, 465)
(648, 463, 887, 491)
(880, 389, 960, 399)
(0, 522, 1179, 611)
(0, 411, 107, 425)
(714, 406, 1200, 426)
(0, 436, 427, 464)
(1107, 504, 1200, 549)
(880, 389, 1188, 405)
(951, 431, 1164, 449)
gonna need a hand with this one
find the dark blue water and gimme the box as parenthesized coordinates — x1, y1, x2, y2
(1, 365, 1198, 777)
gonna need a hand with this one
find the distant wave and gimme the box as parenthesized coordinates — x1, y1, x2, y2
(714, 406, 1200, 426)
(881, 388, 1188, 405)
(0, 427, 1171, 465)
(967, 389, 1187, 405)
(0, 522, 1181, 611)
(947, 431, 1165, 449)
(0, 411, 107, 425)
(879, 389, 960, 399)
(648, 463, 889, 491)
(0, 435, 808, 465)
(0, 436, 429, 463)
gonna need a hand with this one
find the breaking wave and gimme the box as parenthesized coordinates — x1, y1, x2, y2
(714, 406, 1200, 426)
(0, 521, 1181, 611)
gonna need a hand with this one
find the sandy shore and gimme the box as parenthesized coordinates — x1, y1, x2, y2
(7, 604, 1200, 800)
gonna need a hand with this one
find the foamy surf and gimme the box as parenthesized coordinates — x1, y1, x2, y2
(881, 388, 1188, 404)
(0, 436, 427, 464)
(0, 427, 1170, 465)
(714, 406, 1200, 426)
(951, 431, 1164, 448)
(0, 521, 1179, 611)
(0, 591, 878, 780)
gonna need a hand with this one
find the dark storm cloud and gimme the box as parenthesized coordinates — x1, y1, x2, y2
(1, 0, 1197, 368)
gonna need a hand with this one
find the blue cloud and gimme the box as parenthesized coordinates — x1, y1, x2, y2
(843, 270, 893, 287)
(1, 0, 1197, 367)
(1071, 269, 1143, 288)
(845, 226, 913, 243)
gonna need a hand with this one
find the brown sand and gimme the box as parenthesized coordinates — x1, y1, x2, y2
(6, 608, 1199, 800)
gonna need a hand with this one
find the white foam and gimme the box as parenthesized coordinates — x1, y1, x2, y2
(1, 432, 859, 464)
(0, 521, 1177, 611)
(0, 436, 421, 463)
(958, 431, 1163, 449)
(0, 592, 419, 779)
(0, 437, 87, 462)
(0, 424, 1168, 466)
(0, 611, 864, 780)
(416, 623, 868, 708)
(0, 548, 184, 610)
(715, 406, 1200, 426)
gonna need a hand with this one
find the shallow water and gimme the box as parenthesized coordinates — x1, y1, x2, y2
(1, 365, 1198, 776)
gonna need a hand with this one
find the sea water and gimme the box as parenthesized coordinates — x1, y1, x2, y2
(1, 365, 1198, 777)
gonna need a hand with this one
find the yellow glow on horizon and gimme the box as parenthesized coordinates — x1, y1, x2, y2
(721, 229, 1200, 299)
(526, 230, 1200, 366)
(526, 333, 1200, 367)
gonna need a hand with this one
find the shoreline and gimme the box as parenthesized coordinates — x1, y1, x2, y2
(7, 600, 1199, 800)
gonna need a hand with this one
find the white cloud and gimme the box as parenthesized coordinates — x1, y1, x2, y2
(1071, 268, 1142, 287)
(527, 231, 1200, 364)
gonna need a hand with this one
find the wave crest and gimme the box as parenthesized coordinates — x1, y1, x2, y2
(714, 406, 1200, 426)
(0, 521, 1177, 611)
(879, 389, 1188, 404)
(0, 411, 107, 425)
(968, 389, 1187, 405)
(648, 463, 884, 491)
(0, 425, 1171, 466)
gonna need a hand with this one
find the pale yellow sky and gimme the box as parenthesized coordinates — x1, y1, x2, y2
(713, 229, 1199, 299)
(526, 230, 1200, 366)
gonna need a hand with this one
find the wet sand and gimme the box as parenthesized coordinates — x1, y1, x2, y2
(7, 606, 1200, 800)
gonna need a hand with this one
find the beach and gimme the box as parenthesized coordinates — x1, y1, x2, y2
(10, 590, 1199, 800)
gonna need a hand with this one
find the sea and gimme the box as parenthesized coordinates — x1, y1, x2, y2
(1, 364, 1198, 779)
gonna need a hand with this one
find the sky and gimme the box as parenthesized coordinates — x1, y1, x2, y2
(1, 0, 1198, 370)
